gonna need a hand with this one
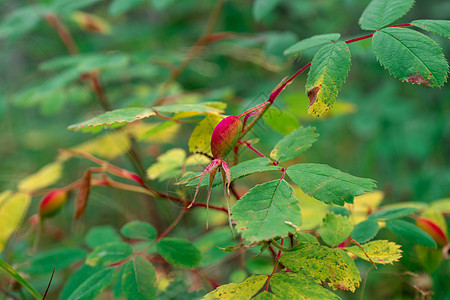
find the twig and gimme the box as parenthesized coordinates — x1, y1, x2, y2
(265, 238, 284, 291)
(349, 237, 377, 269)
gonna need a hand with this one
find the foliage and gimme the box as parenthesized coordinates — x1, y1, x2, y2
(0, 0, 449, 299)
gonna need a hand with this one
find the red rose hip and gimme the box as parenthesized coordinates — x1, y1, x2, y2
(210, 116, 243, 159)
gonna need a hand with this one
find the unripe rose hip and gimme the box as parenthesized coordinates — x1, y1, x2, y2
(211, 116, 243, 159)
(416, 217, 448, 247)
(39, 190, 67, 219)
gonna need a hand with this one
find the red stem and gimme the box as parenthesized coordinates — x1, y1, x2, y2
(237, 141, 266, 158)
(265, 238, 284, 291)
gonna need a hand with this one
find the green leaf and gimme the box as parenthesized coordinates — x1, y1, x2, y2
(0, 258, 41, 300)
(287, 164, 376, 205)
(204, 275, 267, 299)
(110, 0, 146, 15)
(86, 242, 133, 267)
(359, 0, 414, 30)
(0, 192, 32, 252)
(372, 27, 449, 87)
(25, 248, 87, 274)
(67, 268, 115, 300)
(346, 240, 402, 264)
(253, 0, 282, 21)
(61, 265, 102, 300)
(270, 273, 341, 299)
(188, 114, 223, 156)
(120, 221, 157, 241)
(0, 6, 44, 40)
(122, 256, 156, 300)
(415, 245, 442, 273)
(385, 220, 437, 248)
(147, 148, 186, 181)
(411, 19, 450, 39)
(284, 33, 341, 56)
(280, 243, 361, 292)
(150, 0, 173, 10)
(52, 0, 103, 14)
(351, 219, 379, 243)
(185, 157, 280, 187)
(156, 238, 201, 269)
(270, 126, 318, 162)
(306, 42, 351, 117)
(194, 227, 237, 267)
(263, 107, 300, 135)
(253, 291, 278, 299)
(85, 226, 122, 249)
(328, 206, 350, 217)
(369, 207, 418, 220)
(231, 179, 301, 243)
(40, 53, 129, 72)
(320, 213, 353, 247)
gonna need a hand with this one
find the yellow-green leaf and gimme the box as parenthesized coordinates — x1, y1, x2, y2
(270, 273, 341, 299)
(320, 213, 353, 247)
(73, 131, 131, 160)
(346, 240, 402, 265)
(0, 192, 31, 252)
(188, 113, 224, 156)
(204, 275, 267, 299)
(18, 162, 63, 192)
(147, 148, 186, 181)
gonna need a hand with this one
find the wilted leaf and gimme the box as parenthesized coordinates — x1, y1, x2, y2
(18, 162, 63, 192)
(75, 170, 91, 220)
(156, 238, 201, 269)
(204, 275, 267, 299)
(346, 240, 402, 264)
(359, 0, 414, 30)
(287, 163, 376, 205)
(270, 126, 318, 162)
(0, 192, 31, 252)
(147, 148, 186, 181)
(372, 27, 449, 87)
(280, 243, 361, 292)
(411, 19, 450, 39)
(305, 42, 351, 117)
(320, 213, 353, 247)
(122, 256, 156, 300)
(284, 33, 341, 56)
(231, 179, 301, 243)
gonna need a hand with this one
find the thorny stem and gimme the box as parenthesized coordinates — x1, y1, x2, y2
(265, 238, 285, 291)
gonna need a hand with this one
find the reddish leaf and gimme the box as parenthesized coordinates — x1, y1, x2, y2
(75, 170, 92, 219)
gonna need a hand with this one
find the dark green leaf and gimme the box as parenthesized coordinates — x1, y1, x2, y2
(329, 206, 350, 217)
(270, 126, 318, 162)
(110, 0, 146, 15)
(287, 163, 376, 205)
(253, 0, 282, 21)
(372, 27, 449, 87)
(369, 207, 418, 220)
(122, 256, 156, 300)
(156, 238, 201, 269)
(194, 227, 237, 267)
(284, 33, 341, 56)
(86, 242, 133, 267)
(231, 179, 301, 243)
(411, 19, 450, 39)
(67, 268, 115, 300)
(120, 221, 157, 241)
(0, 258, 41, 300)
(385, 220, 437, 248)
(25, 248, 87, 274)
(60, 265, 102, 300)
(306, 42, 351, 117)
(351, 219, 379, 243)
(270, 273, 341, 299)
(85, 226, 122, 249)
(359, 0, 414, 30)
(320, 213, 353, 247)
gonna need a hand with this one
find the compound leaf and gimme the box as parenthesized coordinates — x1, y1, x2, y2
(385, 220, 437, 248)
(284, 33, 341, 56)
(156, 238, 201, 269)
(280, 243, 360, 292)
(204, 275, 267, 299)
(320, 213, 353, 247)
(306, 42, 351, 117)
(411, 19, 450, 39)
(372, 27, 449, 87)
(270, 126, 318, 162)
(287, 164, 376, 206)
(270, 273, 341, 299)
(346, 240, 402, 264)
(231, 179, 302, 243)
(359, 0, 414, 30)
(122, 256, 156, 300)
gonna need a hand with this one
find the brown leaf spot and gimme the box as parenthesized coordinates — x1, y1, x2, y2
(407, 73, 430, 88)
(307, 86, 321, 108)
(75, 170, 92, 219)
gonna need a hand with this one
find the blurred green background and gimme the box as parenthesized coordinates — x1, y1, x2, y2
(0, 0, 449, 299)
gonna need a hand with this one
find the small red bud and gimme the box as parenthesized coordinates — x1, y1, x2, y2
(39, 190, 67, 219)
(416, 217, 448, 247)
(211, 116, 243, 159)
